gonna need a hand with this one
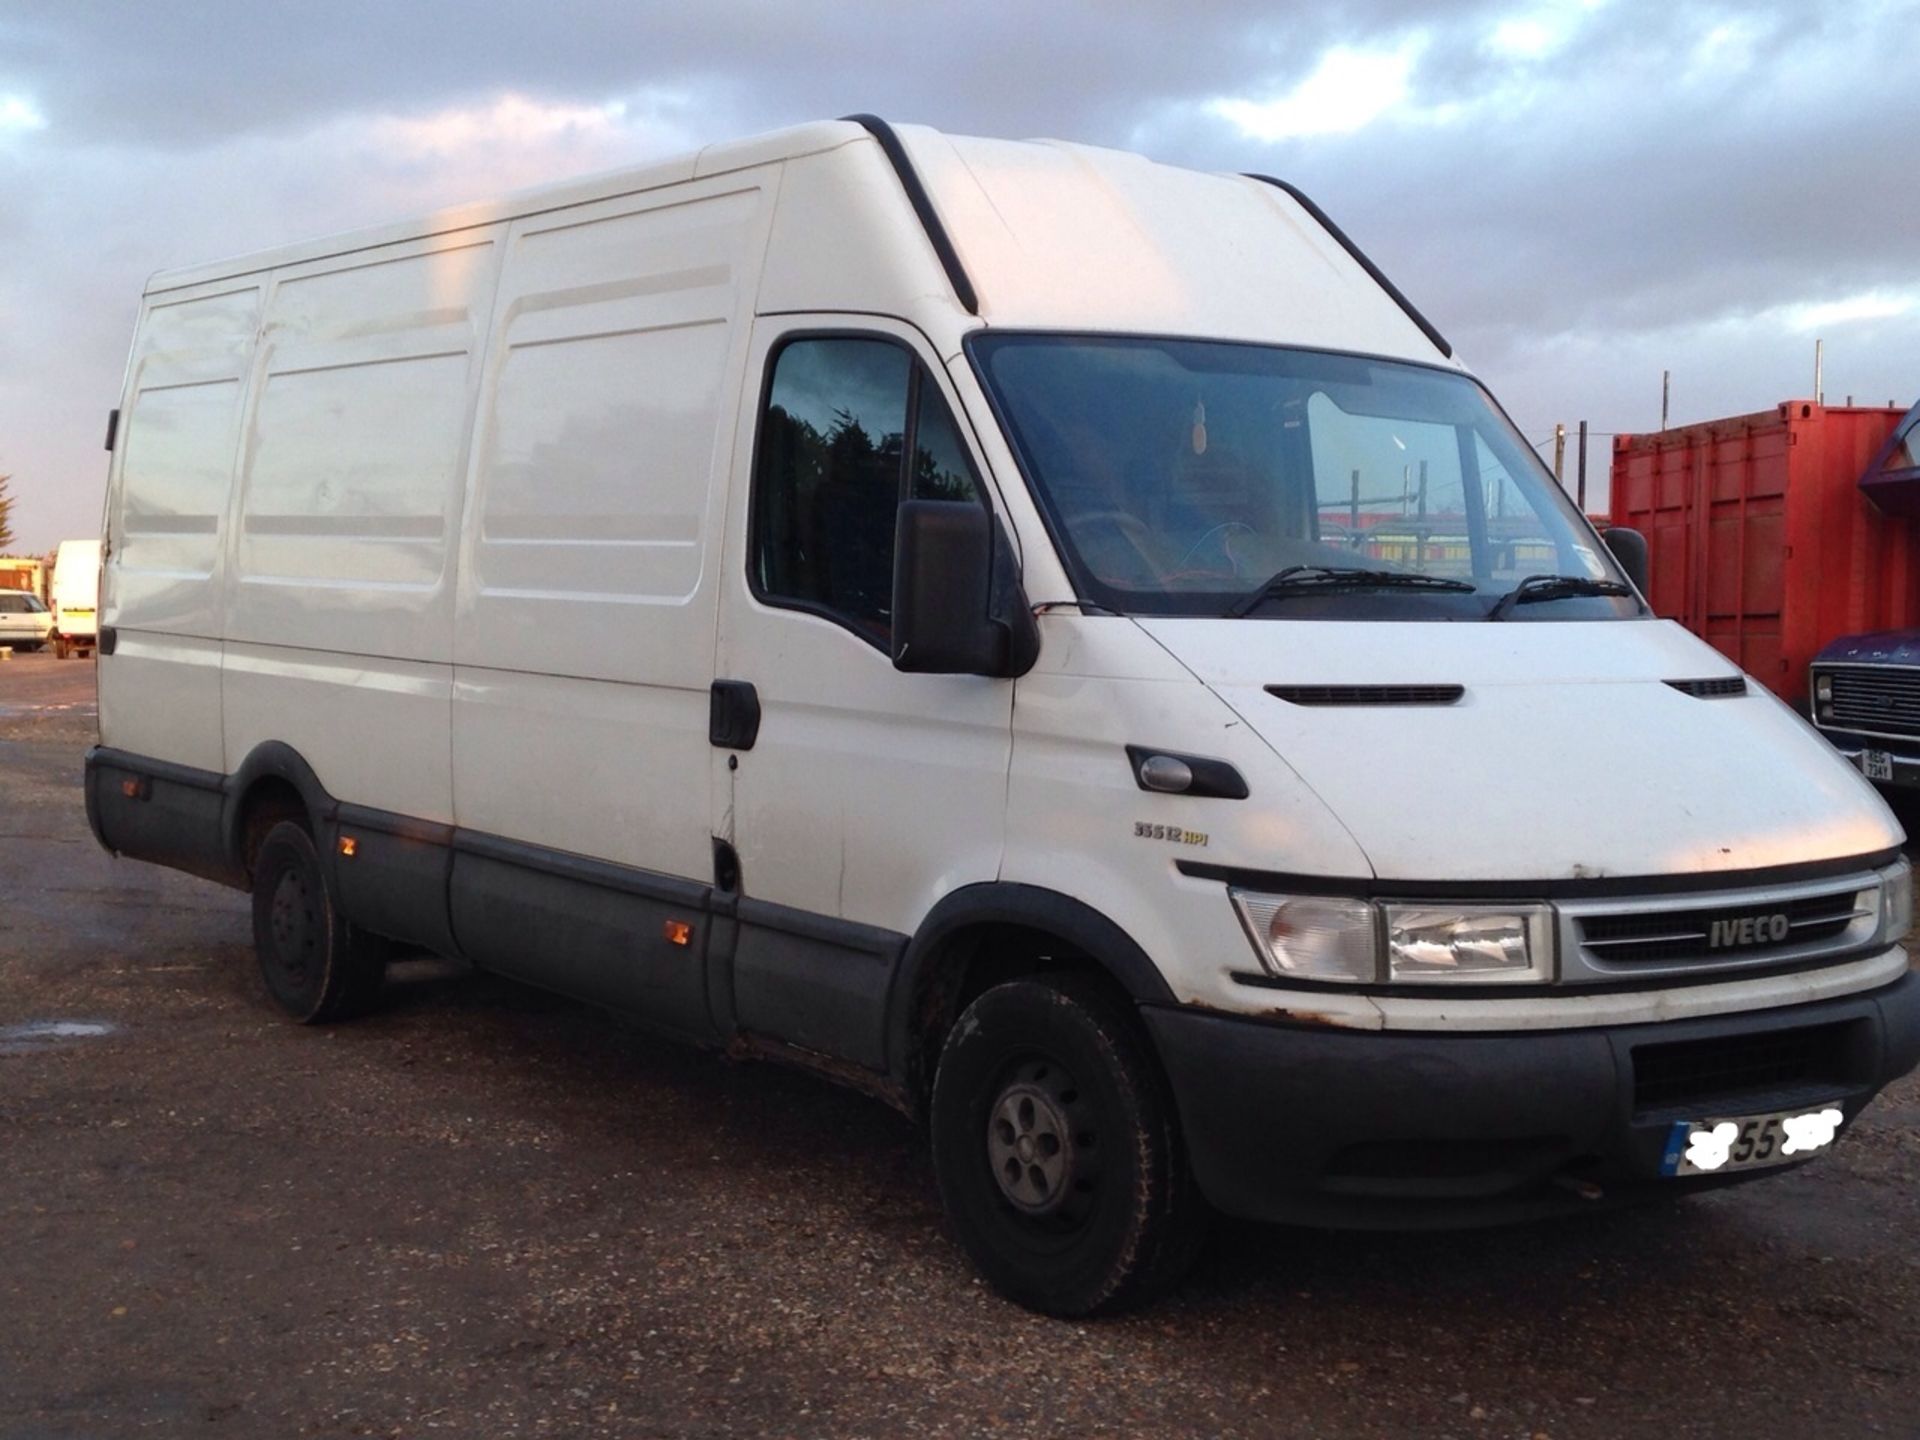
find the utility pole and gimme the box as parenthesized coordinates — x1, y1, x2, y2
(1576, 420, 1588, 512)
(1416, 459, 1428, 569)
(1553, 423, 1566, 485)
(1814, 339, 1824, 404)
(1661, 371, 1670, 431)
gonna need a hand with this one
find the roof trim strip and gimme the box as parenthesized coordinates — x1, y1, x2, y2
(1243, 174, 1452, 359)
(841, 114, 980, 316)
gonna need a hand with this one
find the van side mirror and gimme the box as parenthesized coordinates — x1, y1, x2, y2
(1602, 526, 1650, 597)
(893, 501, 1039, 677)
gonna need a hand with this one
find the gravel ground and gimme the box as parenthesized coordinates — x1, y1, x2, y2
(2, 649, 1917, 1439)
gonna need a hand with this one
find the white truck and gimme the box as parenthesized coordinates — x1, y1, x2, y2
(86, 118, 1919, 1314)
(50, 538, 101, 659)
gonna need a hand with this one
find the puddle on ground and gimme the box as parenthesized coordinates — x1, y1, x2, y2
(0, 700, 97, 718)
(0, 1019, 118, 1055)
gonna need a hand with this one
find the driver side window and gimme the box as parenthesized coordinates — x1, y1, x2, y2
(751, 336, 981, 647)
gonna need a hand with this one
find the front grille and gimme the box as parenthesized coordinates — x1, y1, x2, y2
(1578, 891, 1867, 964)
(1266, 684, 1464, 706)
(1559, 871, 1884, 983)
(1823, 665, 1920, 739)
(1633, 1022, 1855, 1111)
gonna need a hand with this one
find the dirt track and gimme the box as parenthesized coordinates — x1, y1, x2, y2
(3, 649, 1917, 1439)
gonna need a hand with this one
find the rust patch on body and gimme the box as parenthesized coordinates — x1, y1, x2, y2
(726, 1032, 912, 1116)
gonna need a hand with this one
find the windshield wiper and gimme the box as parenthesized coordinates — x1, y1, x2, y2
(1486, 573, 1635, 622)
(1228, 565, 1477, 617)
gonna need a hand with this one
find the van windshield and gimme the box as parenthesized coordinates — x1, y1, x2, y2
(970, 334, 1634, 621)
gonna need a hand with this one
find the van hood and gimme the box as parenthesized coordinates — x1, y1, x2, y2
(1137, 616, 1902, 883)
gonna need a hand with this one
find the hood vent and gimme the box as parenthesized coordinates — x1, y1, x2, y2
(1266, 683, 1464, 707)
(1666, 676, 1747, 699)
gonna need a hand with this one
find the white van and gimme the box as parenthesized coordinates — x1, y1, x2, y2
(50, 538, 101, 658)
(87, 118, 1918, 1315)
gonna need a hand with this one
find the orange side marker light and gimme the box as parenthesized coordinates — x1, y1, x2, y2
(664, 919, 693, 947)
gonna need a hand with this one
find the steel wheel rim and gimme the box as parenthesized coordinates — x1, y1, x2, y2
(268, 866, 318, 988)
(985, 1058, 1093, 1220)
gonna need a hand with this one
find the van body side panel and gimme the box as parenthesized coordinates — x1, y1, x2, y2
(223, 648, 455, 826)
(99, 284, 260, 769)
(218, 230, 502, 822)
(227, 235, 498, 658)
(105, 286, 258, 641)
(713, 316, 1017, 1064)
(753, 147, 963, 327)
(97, 631, 226, 777)
(450, 178, 775, 890)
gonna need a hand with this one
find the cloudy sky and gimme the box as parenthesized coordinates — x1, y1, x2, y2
(3, 0, 1917, 553)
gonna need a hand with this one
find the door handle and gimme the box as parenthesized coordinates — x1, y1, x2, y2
(709, 679, 761, 750)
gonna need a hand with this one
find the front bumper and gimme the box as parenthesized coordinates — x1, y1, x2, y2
(1815, 726, 1920, 790)
(1145, 968, 1920, 1228)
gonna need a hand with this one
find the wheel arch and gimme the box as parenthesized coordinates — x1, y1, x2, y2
(223, 741, 334, 880)
(888, 883, 1175, 1116)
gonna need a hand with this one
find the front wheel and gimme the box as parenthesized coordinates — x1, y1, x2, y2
(250, 820, 387, 1023)
(930, 973, 1206, 1315)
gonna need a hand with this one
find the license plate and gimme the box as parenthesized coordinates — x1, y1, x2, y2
(1862, 750, 1894, 782)
(1659, 1104, 1846, 1177)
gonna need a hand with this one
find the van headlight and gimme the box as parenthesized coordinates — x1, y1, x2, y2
(1812, 670, 1835, 722)
(1230, 891, 1555, 984)
(1229, 892, 1378, 982)
(1382, 905, 1555, 983)
(1882, 858, 1912, 945)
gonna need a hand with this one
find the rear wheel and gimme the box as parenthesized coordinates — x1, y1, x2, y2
(250, 820, 387, 1023)
(930, 972, 1207, 1315)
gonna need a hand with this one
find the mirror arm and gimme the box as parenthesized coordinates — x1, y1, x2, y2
(989, 522, 1041, 677)
(1601, 525, 1651, 601)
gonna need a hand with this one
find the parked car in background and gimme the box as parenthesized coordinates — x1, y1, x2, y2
(0, 590, 53, 651)
(1811, 631, 1920, 790)
(1808, 400, 1920, 790)
(50, 538, 101, 659)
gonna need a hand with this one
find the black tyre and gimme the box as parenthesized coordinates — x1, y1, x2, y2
(52, 635, 67, 659)
(930, 972, 1206, 1316)
(250, 820, 387, 1023)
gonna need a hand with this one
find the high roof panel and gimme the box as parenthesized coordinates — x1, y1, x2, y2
(144, 120, 862, 296)
(142, 118, 1456, 373)
(897, 126, 1451, 364)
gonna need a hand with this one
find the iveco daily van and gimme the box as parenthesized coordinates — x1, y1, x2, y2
(50, 538, 100, 659)
(87, 118, 1920, 1315)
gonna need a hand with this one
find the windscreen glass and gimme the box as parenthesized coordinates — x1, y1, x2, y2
(972, 335, 1631, 620)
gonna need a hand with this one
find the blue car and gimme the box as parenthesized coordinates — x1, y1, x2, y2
(1811, 401, 1920, 788)
(1812, 630, 1920, 790)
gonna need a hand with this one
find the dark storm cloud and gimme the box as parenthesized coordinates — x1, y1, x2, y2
(0, 0, 1269, 147)
(2, 0, 1918, 547)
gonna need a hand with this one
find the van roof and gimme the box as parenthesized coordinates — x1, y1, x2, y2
(144, 119, 866, 295)
(146, 118, 1454, 367)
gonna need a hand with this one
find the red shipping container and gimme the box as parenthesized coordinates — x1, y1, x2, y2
(1610, 402, 1917, 705)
